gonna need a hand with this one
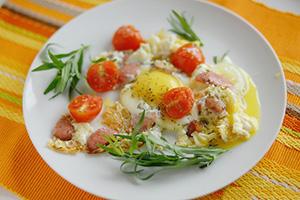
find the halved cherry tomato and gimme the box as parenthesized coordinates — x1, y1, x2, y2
(170, 43, 205, 76)
(162, 87, 194, 119)
(112, 25, 143, 51)
(68, 94, 103, 122)
(87, 61, 120, 92)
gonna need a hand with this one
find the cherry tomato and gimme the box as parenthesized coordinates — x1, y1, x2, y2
(162, 87, 194, 119)
(68, 94, 103, 122)
(87, 61, 120, 92)
(112, 25, 143, 51)
(170, 43, 205, 76)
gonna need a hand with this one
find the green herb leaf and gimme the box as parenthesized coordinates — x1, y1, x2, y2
(32, 63, 57, 72)
(129, 110, 145, 155)
(102, 114, 226, 180)
(168, 10, 204, 46)
(33, 45, 88, 100)
(77, 49, 84, 74)
(57, 60, 72, 93)
(213, 51, 229, 64)
(44, 75, 60, 94)
(48, 50, 64, 69)
(54, 50, 78, 59)
(68, 76, 79, 99)
(92, 57, 107, 64)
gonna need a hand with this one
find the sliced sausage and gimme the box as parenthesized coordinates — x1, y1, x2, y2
(87, 127, 117, 153)
(53, 115, 74, 141)
(195, 71, 232, 88)
(118, 63, 140, 84)
(186, 120, 202, 137)
(131, 112, 158, 132)
(205, 97, 225, 113)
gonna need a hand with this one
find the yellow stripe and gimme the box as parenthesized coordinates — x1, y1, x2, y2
(281, 58, 300, 76)
(0, 73, 24, 95)
(0, 55, 31, 76)
(0, 19, 48, 43)
(0, 26, 44, 50)
(78, 0, 111, 5)
(220, 170, 300, 199)
(281, 57, 300, 67)
(0, 104, 24, 124)
(276, 131, 300, 151)
(0, 65, 26, 79)
(252, 159, 300, 190)
(282, 126, 300, 138)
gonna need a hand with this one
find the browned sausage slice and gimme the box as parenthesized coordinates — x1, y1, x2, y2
(119, 63, 140, 84)
(186, 120, 202, 137)
(131, 112, 158, 132)
(195, 71, 232, 88)
(87, 127, 117, 153)
(53, 115, 74, 141)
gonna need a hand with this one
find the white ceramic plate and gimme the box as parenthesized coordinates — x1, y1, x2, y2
(23, 0, 286, 199)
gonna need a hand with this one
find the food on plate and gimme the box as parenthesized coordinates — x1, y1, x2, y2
(112, 25, 144, 51)
(68, 94, 103, 122)
(170, 43, 205, 75)
(32, 45, 88, 99)
(35, 10, 260, 179)
(53, 115, 74, 141)
(161, 87, 194, 119)
(87, 127, 117, 153)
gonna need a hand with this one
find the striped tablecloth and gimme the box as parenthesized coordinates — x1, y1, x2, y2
(0, 0, 299, 199)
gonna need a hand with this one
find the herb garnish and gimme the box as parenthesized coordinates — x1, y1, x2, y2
(213, 51, 229, 64)
(99, 111, 226, 180)
(32, 45, 88, 100)
(91, 56, 107, 64)
(168, 10, 204, 46)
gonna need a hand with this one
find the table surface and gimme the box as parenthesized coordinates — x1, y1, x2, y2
(0, 0, 299, 199)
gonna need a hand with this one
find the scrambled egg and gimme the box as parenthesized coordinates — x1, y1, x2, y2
(127, 30, 187, 64)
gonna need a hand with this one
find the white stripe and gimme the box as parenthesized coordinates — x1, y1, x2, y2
(287, 80, 300, 96)
(29, 0, 85, 16)
(0, 68, 25, 83)
(250, 171, 300, 193)
(4, 1, 65, 27)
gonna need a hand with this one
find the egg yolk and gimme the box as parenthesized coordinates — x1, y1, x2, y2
(132, 70, 182, 106)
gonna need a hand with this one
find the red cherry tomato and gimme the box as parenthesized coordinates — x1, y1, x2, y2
(170, 43, 205, 76)
(68, 94, 103, 122)
(87, 61, 120, 92)
(162, 87, 194, 119)
(112, 25, 143, 51)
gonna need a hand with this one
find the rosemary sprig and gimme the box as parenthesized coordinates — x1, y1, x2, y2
(99, 111, 226, 180)
(32, 45, 88, 100)
(168, 10, 204, 46)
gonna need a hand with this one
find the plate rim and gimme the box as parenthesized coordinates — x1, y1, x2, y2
(22, 0, 287, 198)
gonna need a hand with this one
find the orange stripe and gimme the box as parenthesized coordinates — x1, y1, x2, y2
(210, 0, 300, 61)
(0, 37, 37, 68)
(0, 88, 22, 100)
(284, 70, 300, 84)
(287, 93, 300, 107)
(0, 97, 22, 113)
(0, 8, 56, 37)
(59, 0, 93, 9)
(264, 141, 300, 171)
(8, 0, 73, 23)
(283, 114, 300, 133)
(0, 115, 102, 199)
